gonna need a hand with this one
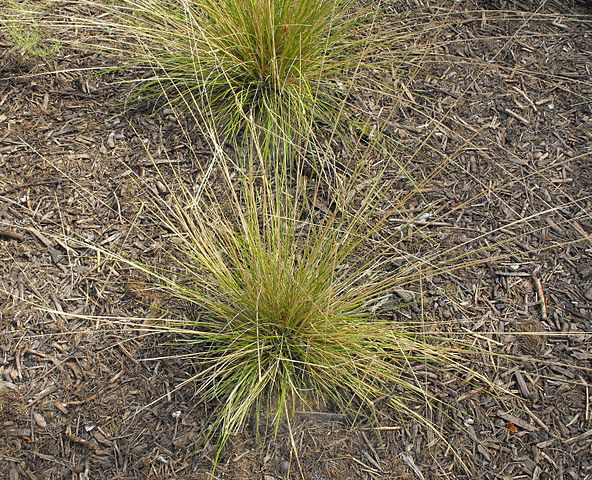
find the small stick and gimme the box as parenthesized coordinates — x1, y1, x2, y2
(360, 431, 382, 471)
(512, 86, 537, 111)
(29, 385, 58, 405)
(514, 371, 531, 398)
(523, 405, 550, 432)
(505, 108, 530, 125)
(0, 230, 24, 242)
(565, 429, 592, 445)
(495, 270, 531, 277)
(65, 432, 100, 452)
(0, 180, 60, 197)
(497, 411, 538, 432)
(532, 273, 548, 320)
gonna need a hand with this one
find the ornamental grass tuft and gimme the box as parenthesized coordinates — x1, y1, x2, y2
(44, 0, 424, 156)
(107, 144, 493, 467)
(110, 0, 367, 148)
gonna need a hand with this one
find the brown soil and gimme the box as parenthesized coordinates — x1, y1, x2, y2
(1, 0, 591, 479)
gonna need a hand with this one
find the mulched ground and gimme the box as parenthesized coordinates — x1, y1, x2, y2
(1, 0, 591, 479)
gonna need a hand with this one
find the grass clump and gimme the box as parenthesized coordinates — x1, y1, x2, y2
(62, 0, 408, 153)
(108, 147, 492, 467)
(1, 0, 60, 59)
